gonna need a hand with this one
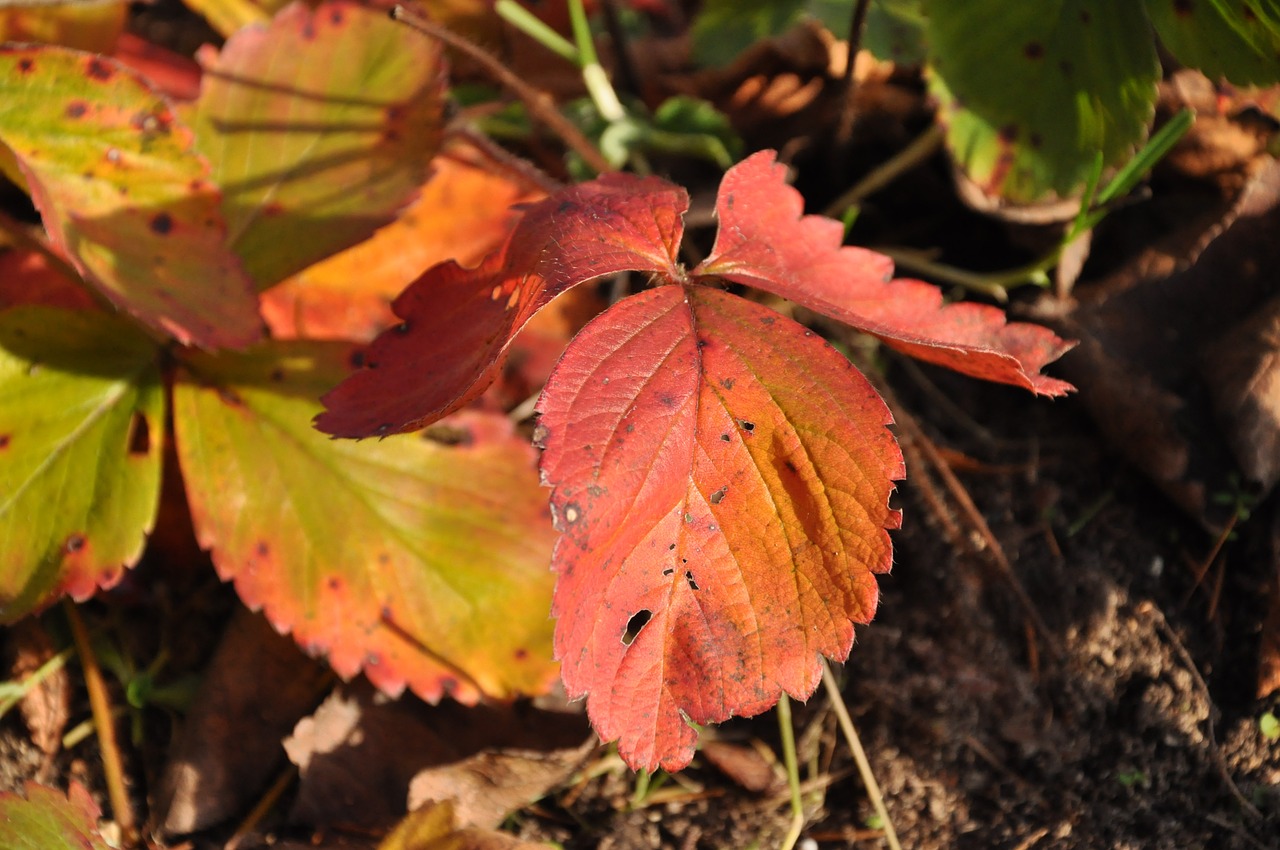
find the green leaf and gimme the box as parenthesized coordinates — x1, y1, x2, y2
(193, 0, 446, 289)
(0, 783, 111, 850)
(174, 341, 559, 702)
(1145, 0, 1280, 86)
(0, 46, 261, 349)
(1261, 711, 1280, 741)
(690, 0, 808, 66)
(0, 307, 164, 623)
(863, 0, 927, 65)
(926, 0, 1160, 201)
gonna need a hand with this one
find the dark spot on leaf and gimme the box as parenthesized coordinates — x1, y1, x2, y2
(85, 57, 113, 81)
(64, 533, 86, 554)
(1059, 59, 1074, 77)
(657, 392, 676, 408)
(365, 360, 379, 369)
(1023, 42, 1044, 60)
(268, 368, 285, 382)
(663, 568, 674, 576)
(514, 647, 528, 660)
(556, 200, 575, 214)
(563, 501, 583, 525)
(1172, 0, 1191, 15)
(760, 316, 775, 326)
(696, 337, 710, 350)
(149, 212, 173, 235)
(721, 378, 735, 390)
(127, 412, 150, 455)
(1242, 6, 1256, 21)
(725, 193, 735, 210)
(1079, 8, 1091, 22)
(998, 125, 1018, 143)
(587, 484, 606, 498)
(16, 58, 34, 74)
(65, 101, 88, 119)
(625, 423, 635, 433)
(0, 434, 8, 449)
(394, 321, 410, 334)
(366, 653, 380, 666)
(441, 677, 458, 695)
(784, 460, 798, 474)
(330, 6, 344, 24)
(685, 571, 699, 591)
(301, 21, 316, 39)
(668, 543, 676, 550)
(739, 420, 755, 433)
(720, 433, 730, 442)
(709, 486, 728, 505)
(622, 610, 651, 645)
(1029, 132, 1043, 149)
(218, 387, 243, 406)
(349, 349, 365, 369)
(328, 577, 341, 590)
(256, 541, 269, 557)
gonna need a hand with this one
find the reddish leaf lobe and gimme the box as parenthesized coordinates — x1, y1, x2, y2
(537, 285, 903, 771)
(316, 174, 688, 437)
(695, 151, 1076, 395)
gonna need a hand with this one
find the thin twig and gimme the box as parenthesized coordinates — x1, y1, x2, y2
(391, 5, 613, 175)
(64, 601, 137, 847)
(822, 662, 902, 850)
(879, 381, 1063, 659)
(1142, 601, 1263, 821)
(833, 0, 873, 150)
(225, 764, 297, 850)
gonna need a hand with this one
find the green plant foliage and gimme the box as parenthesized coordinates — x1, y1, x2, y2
(0, 783, 111, 850)
(191, 0, 446, 289)
(1144, 0, 1280, 87)
(863, 0, 926, 64)
(0, 46, 260, 349)
(0, 307, 163, 623)
(926, 0, 1159, 202)
(173, 341, 559, 703)
(690, 0, 811, 66)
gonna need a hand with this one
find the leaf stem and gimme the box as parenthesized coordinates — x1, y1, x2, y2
(776, 693, 806, 850)
(391, 4, 613, 174)
(64, 601, 138, 847)
(822, 124, 945, 219)
(568, 0, 627, 123)
(494, 0, 578, 63)
(822, 661, 902, 850)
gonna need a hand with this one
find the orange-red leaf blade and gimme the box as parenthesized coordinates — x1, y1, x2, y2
(316, 173, 687, 438)
(536, 284, 902, 771)
(696, 151, 1075, 395)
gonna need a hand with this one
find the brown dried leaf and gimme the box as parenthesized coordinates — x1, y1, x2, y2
(6, 620, 68, 763)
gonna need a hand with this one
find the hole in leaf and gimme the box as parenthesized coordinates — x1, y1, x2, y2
(622, 610, 652, 646)
(127, 412, 150, 455)
(685, 571, 699, 591)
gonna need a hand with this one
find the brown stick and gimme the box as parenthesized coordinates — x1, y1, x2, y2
(391, 5, 614, 175)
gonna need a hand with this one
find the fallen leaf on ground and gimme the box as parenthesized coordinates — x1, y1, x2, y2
(5, 619, 68, 767)
(285, 682, 589, 832)
(155, 607, 332, 836)
(0, 782, 110, 850)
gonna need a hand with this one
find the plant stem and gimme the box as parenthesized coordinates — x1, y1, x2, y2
(834, 0, 873, 149)
(494, 0, 578, 63)
(64, 601, 137, 847)
(392, 4, 613, 175)
(568, 0, 626, 123)
(822, 661, 902, 850)
(822, 123, 945, 218)
(776, 693, 806, 850)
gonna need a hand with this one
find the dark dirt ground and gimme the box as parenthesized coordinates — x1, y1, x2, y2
(2, 3, 1279, 849)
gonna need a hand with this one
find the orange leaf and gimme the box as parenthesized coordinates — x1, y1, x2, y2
(536, 285, 902, 770)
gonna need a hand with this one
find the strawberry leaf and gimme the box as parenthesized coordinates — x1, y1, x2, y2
(192, 0, 447, 289)
(175, 341, 559, 701)
(536, 285, 903, 771)
(0, 307, 164, 623)
(0, 46, 261, 349)
(1144, 0, 1280, 87)
(696, 151, 1076, 395)
(315, 173, 687, 438)
(0, 783, 110, 850)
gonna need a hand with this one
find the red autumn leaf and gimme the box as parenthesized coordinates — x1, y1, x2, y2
(314, 173, 687, 437)
(316, 149, 1074, 770)
(536, 285, 902, 771)
(694, 151, 1076, 395)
